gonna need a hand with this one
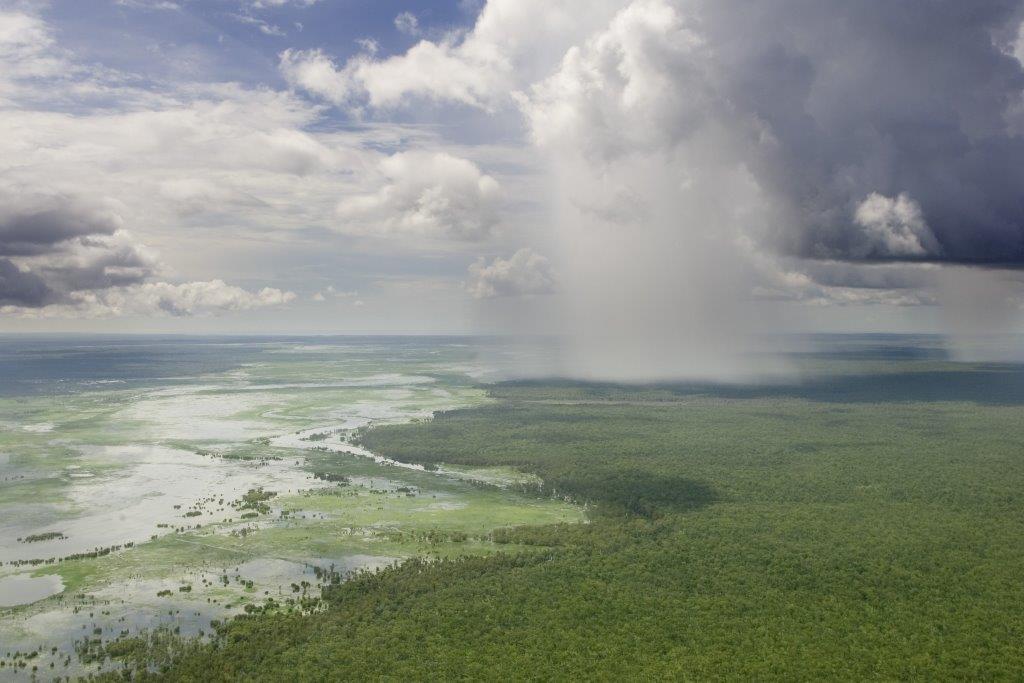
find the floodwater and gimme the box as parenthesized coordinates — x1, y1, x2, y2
(0, 336, 515, 674)
(0, 573, 64, 607)
(0, 339, 487, 562)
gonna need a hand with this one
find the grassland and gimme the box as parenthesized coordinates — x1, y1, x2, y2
(148, 364, 1024, 680)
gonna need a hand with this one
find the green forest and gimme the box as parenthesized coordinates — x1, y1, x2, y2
(117, 372, 1024, 680)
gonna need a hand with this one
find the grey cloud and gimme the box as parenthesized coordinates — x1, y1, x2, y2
(516, 0, 1024, 267)
(700, 0, 1024, 264)
(0, 258, 55, 307)
(792, 261, 936, 292)
(0, 193, 294, 317)
(0, 195, 133, 306)
(751, 259, 939, 307)
(39, 243, 157, 292)
(0, 200, 120, 256)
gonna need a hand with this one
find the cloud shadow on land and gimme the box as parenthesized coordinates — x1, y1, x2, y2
(591, 471, 717, 519)
(697, 367, 1024, 406)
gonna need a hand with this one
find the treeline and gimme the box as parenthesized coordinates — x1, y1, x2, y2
(2, 541, 135, 568)
(358, 404, 718, 517)
(18, 531, 65, 543)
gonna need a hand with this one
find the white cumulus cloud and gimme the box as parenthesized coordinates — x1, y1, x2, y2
(518, 0, 709, 159)
(854, 193, 940, 258)
(467, 248, 554, 298)
(337, 151, 501, 241)
(279, 0, 625, 111)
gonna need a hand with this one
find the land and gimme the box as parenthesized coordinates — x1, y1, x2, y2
(1, 339, 589, 677)
(141, 358, 1024, 680)
(5, 339, 1024, 680)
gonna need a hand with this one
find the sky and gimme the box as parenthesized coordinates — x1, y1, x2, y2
(2, 0, 1024, 365)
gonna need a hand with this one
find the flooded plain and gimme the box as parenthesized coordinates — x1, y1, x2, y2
(0, 337, 583, 678)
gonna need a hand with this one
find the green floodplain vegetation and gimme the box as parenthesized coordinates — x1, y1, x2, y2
(2, 344, 563, 676)
(102, 358, 1024, 681)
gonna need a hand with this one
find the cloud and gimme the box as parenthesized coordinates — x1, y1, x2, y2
(35, 231, 159, 293)
(518, 0, 709, 159)
(394, 12, 420, 37)
(311, 0, 1024, 268)
(0, 78, 395, 241)
(506, 0, 767, 379)
(36, 233, 158, 292)
(789, 259, 936, 293)
(312, 285, 358, 302)
(259, 23, 286, 37)
(516, 0, 1024, 266)
(110, 280, 296, 317)
(0, 9, 68, 85)
(0, 193, 155, 307)
(246, 0, 320, 8)
(0, 195, 122, 257)
(279, 0, 626, 110)
(279, 48, 357, 105)
(691, 0, 1024, 266)
(478, 0, 1024, 375)
(113, 1, 182, 10)
(467, 248, 554, 298)
(0, 259, 54, 307)
(231, 14, 287, 37)
(280, 42, 500, 110)
(0, 191, 294, 317)
(737, 232, 941, 307)
(12, 0, 1024, 339)
(749, 261, 938, 308)
(853, 193, 940, 258)
(336, 151, 502, 240)
(0, 7, 512, 322)
(4, 280, 296, 318)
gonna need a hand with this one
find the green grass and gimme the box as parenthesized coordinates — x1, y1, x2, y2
(147, 378, 1024, 680)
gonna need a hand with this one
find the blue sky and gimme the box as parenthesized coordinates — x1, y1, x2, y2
(1, 0, 1022, 370)
(47, 1, 476, 89)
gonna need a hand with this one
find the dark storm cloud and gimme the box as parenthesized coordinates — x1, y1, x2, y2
(0, 258, 55, 307)
(699, 0, 1024, 265)
(40, 244, 154, 292)
(0, 194, 154, 307)
(0, 201, 120, 256)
